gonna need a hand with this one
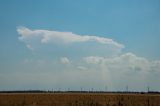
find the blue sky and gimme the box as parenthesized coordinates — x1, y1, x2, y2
(0, 0, 160, 91)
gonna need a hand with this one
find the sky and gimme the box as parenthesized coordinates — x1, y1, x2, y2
(0, 0, 160, 91)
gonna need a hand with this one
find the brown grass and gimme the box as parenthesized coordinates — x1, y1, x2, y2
(0, 93, 160, 106)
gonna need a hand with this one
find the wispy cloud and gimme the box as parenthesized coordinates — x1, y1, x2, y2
(17, 26, 124, 49)
(26, 44, 34, 51)
(60, 57, 70, 64)
(77, 66, 87, 71)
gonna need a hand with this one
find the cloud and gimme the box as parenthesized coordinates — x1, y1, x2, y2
(80, 53, 160, 91)
(26, 44, 34, 51)
(84, 56, 104, 64)
(14, 26, 160, 91)
(17, 26, 124, 49)
(84, 53, 160, 73)
(77, 66, 87, 71)
(60, 57, 70, 64)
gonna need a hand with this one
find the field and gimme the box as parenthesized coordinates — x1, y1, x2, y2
(0, 93, 160, 106)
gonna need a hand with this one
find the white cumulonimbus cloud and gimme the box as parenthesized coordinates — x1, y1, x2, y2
(16, 26, 160, 76)
(14, 26, 160, 91)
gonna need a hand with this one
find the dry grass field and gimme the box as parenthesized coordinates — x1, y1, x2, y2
(0, 93, 160, 106)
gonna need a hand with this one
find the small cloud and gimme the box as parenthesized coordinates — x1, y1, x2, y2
(60, 57, 70, 64)
(84, 56, 104, 64)
(26, 44, 34, 51)
(23, 58, 33, 64)
(37, 59, 46, 65)
(77, 66, 87, 71)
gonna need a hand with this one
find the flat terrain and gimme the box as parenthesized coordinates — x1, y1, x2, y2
(0, 93, 160, 106)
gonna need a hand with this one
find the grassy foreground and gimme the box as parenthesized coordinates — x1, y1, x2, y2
(0, 93, 160, 106)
